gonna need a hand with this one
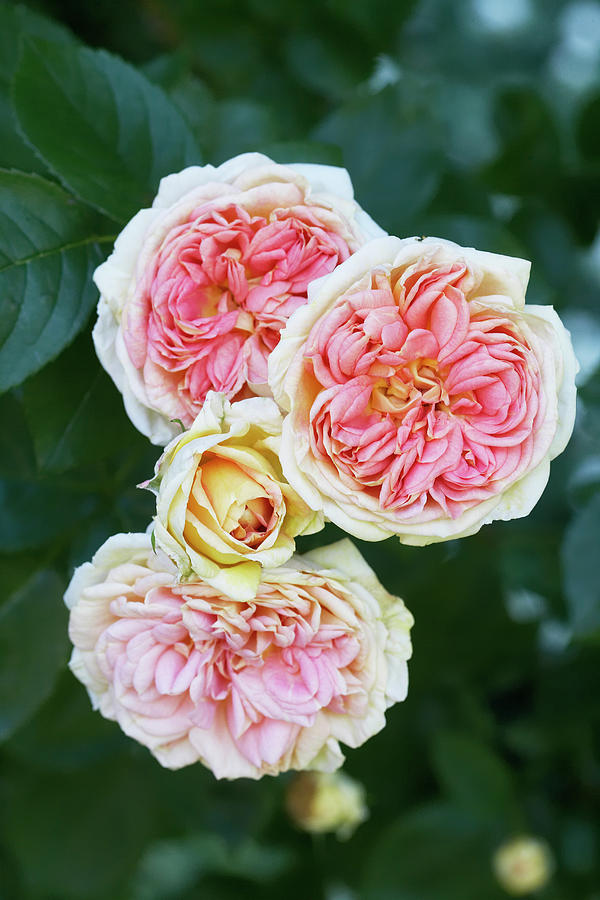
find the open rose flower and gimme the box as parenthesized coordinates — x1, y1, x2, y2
(65, 533, 413, 779)
(93, 152, 385, 445)
(145, 392, 323, 601)
(269, 236, 577, 545)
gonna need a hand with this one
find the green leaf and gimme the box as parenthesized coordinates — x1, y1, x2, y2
(430, 732, 522, 830)
(362, 803, 506, 900)
(0, 2, 74, 82)
(22, 333, 135, 473)
(141, 51, 191, 90)
(0, 170, 110, 392)
(562, 493, 600, 640)
(13, 38, 202, 222)
(0, 569, 68, 741)
(0, 1, 75, 173)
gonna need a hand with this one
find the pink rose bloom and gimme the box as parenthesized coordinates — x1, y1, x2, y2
(65, 533, 413, 779)
(269, 236, 578, 545)
(93, 153, 385, 445)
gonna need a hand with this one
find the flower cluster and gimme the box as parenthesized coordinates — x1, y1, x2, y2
(66, 152, 577, 782)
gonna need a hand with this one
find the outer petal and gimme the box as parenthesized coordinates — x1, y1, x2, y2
(64, 531, 159, 610)
(520, 304, 578, 458)
(387, 236, 531, 306)
(92, 208, 158, 310)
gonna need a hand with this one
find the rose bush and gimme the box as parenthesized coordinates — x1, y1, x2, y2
(145, 392, 322, 601)
(65, 533, 413, 780)
(269, 236, 578, 545)
(93, 152, 385, 445)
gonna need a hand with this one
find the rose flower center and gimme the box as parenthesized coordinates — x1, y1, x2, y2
(184, 455, 279, 550)
(370, 358, 452, 416)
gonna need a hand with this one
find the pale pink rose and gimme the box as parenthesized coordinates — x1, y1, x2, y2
(65, 533, 413, 779)
(93, 153, 385, 445)
(269, 236, 578, 545)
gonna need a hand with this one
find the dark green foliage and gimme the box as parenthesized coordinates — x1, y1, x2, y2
(14, 39, 201, 222)
(0, 1, 599, 898)
(0, 170, 110, 390)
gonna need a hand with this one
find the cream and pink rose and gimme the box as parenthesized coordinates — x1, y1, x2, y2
(269, 236, 578, 545)
(145, 392, 323, 602)
(93, 152, 385, 445)
(65, 533, 413, 779)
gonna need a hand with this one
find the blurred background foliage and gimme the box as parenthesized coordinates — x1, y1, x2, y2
(0, 0, 599, 897)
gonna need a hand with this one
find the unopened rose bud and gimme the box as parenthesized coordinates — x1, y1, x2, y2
(286, 771, 368, 839)
(493, 836, 554, 895)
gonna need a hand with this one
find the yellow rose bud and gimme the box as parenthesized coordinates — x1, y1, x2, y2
(493, 836, 554, 895)
(145, 392, 323, 601)
(286, 771, 368, 839)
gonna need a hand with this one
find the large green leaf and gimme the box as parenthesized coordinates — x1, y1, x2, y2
(0, 569, 68, 741)
(0, 1, 75, 173)
(14, 38, 202, 222)
(0, 3, 73, 82)
(22, 333, 135, 473)
(0, 170, 111, 392)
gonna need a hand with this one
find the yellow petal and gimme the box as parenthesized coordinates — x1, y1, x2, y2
(197, 458, 267, 530)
